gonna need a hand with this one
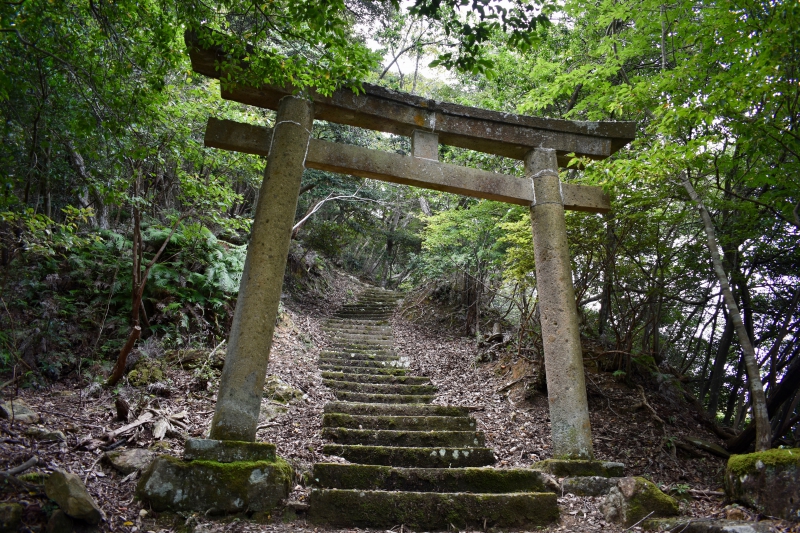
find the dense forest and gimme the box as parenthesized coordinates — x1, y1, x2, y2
(1, 0, 798, 458)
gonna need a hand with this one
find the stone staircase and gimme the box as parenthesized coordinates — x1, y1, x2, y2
(309, 287, 559, 531)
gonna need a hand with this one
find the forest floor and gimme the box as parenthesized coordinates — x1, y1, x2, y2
(2, 269, 797, 532)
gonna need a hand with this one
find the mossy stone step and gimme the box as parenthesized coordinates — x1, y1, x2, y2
(331, 391, 434, 403)
(330, 341, 393, 350)
(319, 365, 408, 376)
(323, 379, 436, 396)
(318, 358, 406, 369)
(322, 444, 494, 467)
(322, 413, 475, 431)
(322, 347, 395, 355)
(321, 428, 484, 447)
(325, 318, 391, 325)
(322, 326, 392, 335)
(312, 464, 547, 492)
(334, 313, 393, 319)
(328, 332, 393, 340)
(320, 352, 397, 361)
(325, 402, 469, 417)
(309, 489, 557, 530)
(321, 372, 428, 385)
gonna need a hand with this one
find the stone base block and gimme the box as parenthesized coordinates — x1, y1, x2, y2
(532, 459, 624, 477)
(561, 476, 620, 496)
(724, 448, 800, 522)
(184, 439, 276, 462)
(136, 455, 291, 513)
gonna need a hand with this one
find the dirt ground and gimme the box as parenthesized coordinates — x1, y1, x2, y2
(2, 271, 797, 532)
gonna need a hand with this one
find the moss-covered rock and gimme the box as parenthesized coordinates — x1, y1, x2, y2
(600, 477, 679, 527)
(263, 374, 304, 404)
(0, 503, 23, 533)
(44, 470, 103, 524)
(127, 358, 166, 387)
(309, 488, 558, 530)
(532, 459, 625, 477)
(136, 455, 291, 513)
(724, 448, 800, 522)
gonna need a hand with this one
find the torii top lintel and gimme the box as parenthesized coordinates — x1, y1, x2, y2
(187, 39, 635, 167)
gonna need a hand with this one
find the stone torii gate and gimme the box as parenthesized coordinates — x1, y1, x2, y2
(188, 42, 635, 461)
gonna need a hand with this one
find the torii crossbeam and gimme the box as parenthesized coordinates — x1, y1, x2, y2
(188, 37, 635, 460)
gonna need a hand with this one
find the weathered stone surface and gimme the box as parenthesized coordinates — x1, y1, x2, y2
(25, 426, 66, 441)
(136, 455, 291, 513)
(0, 399, 39, 424)
(322, 428, 484, 447)
(309, 489, 559, 530)
(0, 502, 23, 533)
(325, 401, 468, 417)
(184, 439, 277, 463)
(644, 518, 780, 532)
(104, 448, 155, 474)
(532, 459, 624, 477)
(527, 148, 593, 459)
(209, 96, 314, 442)
(263, 374, 303, 404)
(322, 413, 475, 431)
(312, 463, 547, 493)
(45, 470, 103, 524)
(561, 476, 620, 496)
(601, 477, 679, 527)
(724, 448, 800, 522)
(322, 444, 494, 468)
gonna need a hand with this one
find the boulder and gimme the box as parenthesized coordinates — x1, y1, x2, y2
(136, 455, 292, 513)
(724, 447, 800, 522)
(0, 399, 39, 424)
(263, 375, 304, 404)
(104, 448, 156, 474)
(44, 470, 103, 524)
(46, 510, 75, 533)
(561, 476, 620, 496)
(644, 518, 779, 532)
(127, 358, 166, 387)
(25, 426, 66, 442)
(0, 503, 23, 533)
(600, 476, 679, 527)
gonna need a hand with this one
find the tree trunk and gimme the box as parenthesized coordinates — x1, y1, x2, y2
(680, 172, 770, 451)
(707, 313, 734, 416)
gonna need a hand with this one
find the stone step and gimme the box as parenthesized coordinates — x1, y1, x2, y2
(321, 428, 485, 447)
(322, 346, 395, 355)
(319, 365, 408, 376)
(321, 372, 429, 385)
(318, 358, 407, 369)
(330, 340, 393, 349)
(334, 312, 393, 319)
(322, 413, 475, 431)
(320, 352, 398, 361)
(325, 318, 392, 325)
(312, 464, 547, 492)
(331, 391, 434, 403)
(322, 326, 392, 335)
(322, 444, 495, 467)
(323, 379, 436, 396)
(309, 489, 558, 530)
(327, 331, 393, 340)
(324, 402, 469, 417)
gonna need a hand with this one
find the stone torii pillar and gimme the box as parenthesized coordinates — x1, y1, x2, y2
(527, 148, 592, 459)
(210, 96, 314, 442)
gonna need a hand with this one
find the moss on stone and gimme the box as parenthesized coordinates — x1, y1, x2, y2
(322, 444, 495, 468)
(726, 448, 800, 478)
(128, 358, 166, 386)
(309, 489, 558, 529)
(136, 455, 292, 513)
